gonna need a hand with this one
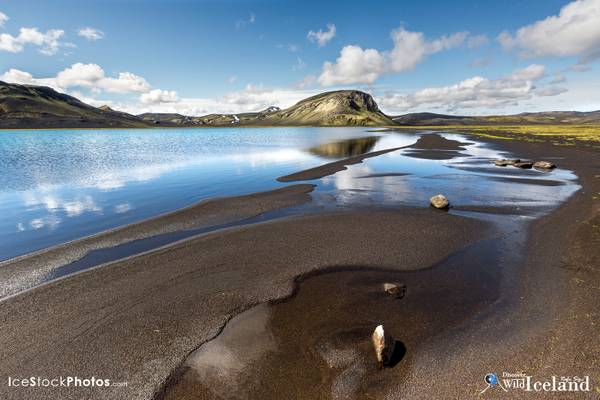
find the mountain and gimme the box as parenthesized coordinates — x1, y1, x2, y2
(255, 90, 394, 126)
(138, 106, 284, 126)
(2, 80, 599, 129)
(0, 81, 150, 129)
(392, 111, 600, 126)
(139, 91, 393, 127)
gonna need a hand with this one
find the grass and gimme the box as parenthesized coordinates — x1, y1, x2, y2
(391, 125, 600, 146)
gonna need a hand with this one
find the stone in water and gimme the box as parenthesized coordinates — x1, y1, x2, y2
(533, 160, 556, 170)
(430, 194, 449, 209)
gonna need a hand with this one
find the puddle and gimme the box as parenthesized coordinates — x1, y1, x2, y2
(158, 236, 509, 400)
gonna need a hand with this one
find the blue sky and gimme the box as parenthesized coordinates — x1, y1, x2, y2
(1, 0, 599, 115)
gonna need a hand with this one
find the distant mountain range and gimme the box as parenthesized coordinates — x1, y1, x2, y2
(391, 111, 600, 126)
(1, 80, 599, 129)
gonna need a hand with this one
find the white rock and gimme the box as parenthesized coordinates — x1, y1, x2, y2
(533, 160, 556, 170)
(383, 283, 406, 299)
(371, 325, 395, 369)
(430, 194, 449, 209)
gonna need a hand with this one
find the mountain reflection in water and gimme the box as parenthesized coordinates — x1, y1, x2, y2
(308, 136, 380, 158)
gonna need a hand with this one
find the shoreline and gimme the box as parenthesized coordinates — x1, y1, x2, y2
(0, 131, 598, 399)
(0, 184, 315, 298)
(0, 209, 489, 400)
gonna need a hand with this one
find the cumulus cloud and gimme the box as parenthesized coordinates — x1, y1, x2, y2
(377, 64, 559, 113)
(549, 74, 567, 84)
(0, 11, 8, 27)
(110, 84, 322, 116)
(470, 57, 492, 68)
(2, 63, 151, 93)
(78, 27, 104, 41)
(307, 23, 336, 47)
(0, 26, 65, 55)
(467, 34, 489, 48)
(536, 86, 568, 97)
(318, 27, 468, 86)
(140, 89, 179, 104)
(498, 0, 600, 63)
(296, 74, 317, 89)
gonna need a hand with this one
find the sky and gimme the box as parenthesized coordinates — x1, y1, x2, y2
(1, 0, 600, 116)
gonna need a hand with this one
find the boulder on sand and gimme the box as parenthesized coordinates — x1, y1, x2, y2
(372, 325, 395, 369)
(430, 194, 449, 209)
(493, 159, 520, 167)
(533, 160, 556, 170)
(513, 161, 533, 169)
(383, 283, 406, 299)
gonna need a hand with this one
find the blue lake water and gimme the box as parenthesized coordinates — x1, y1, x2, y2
(0, 127, 579, 261)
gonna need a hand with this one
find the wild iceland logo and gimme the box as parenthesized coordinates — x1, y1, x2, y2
(480, 372, 591, 395)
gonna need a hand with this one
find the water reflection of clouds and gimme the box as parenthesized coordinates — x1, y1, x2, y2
(318, 132, 579, 212)
(28, 215, 61, 231)
(322, 164, 412, 205)
(17, 192, 102, 232)
(114, 203, 132, 214)
(186, 304, 276, 399)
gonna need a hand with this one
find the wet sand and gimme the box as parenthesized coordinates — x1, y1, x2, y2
(0, 184, 315, 298)
(160, 239, 502, 400)
(277, 144, 412, 182)
(1, 133, 599, 400)
(159, 135, 600, 399)
(0, 209, 487, 400)
(402, 133, 471, 160)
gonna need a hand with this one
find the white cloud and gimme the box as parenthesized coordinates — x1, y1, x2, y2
(0, 68, 55, 86)
(549, 74, 567, 84)
(509, 63, 545, 81)
(276, 43, 298, 52)
(111, 84, 322, 116)
(377, 64, 558, 113)
(0, 11, 8, 27)
(296, 74, 317, 89)
(470, 57, 492, 68)
(140, 89, 179, 104)
(2, 63, 152, 93)
(467, 34, 489, 48)
(536, 86, 568, 96)
(228, 75, 237, 84)
(0, 33, 22, 52)
(318, 27, 468, 86)
(568, 64, 591, 72)
(307, 23, 336, 47)
(498, 0, 600, 63)
(78, 27, 104, 41)
(235, 13, 256, 29)
(292, 57, 306, 71)
(0, 26, 65, 55)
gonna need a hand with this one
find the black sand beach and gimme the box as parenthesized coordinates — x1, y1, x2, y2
(0, 133, 599, 400)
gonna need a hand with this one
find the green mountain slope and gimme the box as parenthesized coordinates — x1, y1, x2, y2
(0, 81, 150, 129)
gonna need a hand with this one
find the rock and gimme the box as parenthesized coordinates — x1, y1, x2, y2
(371, 325, 395, 369)
(430, 194, 449, 209)
(383, 283, 406, 299)
(493, 159, 520, 167)
(533, 160, 556, 170)
(513, 161, 533, 169)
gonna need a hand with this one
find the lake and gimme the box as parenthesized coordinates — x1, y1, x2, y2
(0, 127, 579, 261)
